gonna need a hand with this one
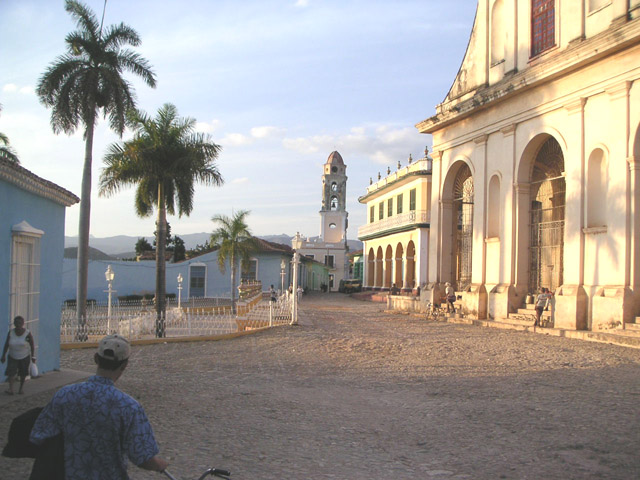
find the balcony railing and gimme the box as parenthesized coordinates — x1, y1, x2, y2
(358, 209, 430, 238)
(364, 157, 432, 196)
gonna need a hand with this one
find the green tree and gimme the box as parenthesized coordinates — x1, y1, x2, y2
(172, 236, 186, 262)
(99, 103, 223, 336)
(0, 104, 19, 163)
(37, 0, 156, 331)
(210, 210, 257, 313)
(135, 237, 153, 256)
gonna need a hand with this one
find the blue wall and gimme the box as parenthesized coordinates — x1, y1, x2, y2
(62, 250, 293, 302)
(0, 180, 68, 375)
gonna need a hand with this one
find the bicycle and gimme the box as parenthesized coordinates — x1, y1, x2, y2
(425, 302, 447, 321)
(163, 467, 232, 480)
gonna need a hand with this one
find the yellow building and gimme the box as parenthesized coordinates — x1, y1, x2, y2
(358, 150, 432, 293)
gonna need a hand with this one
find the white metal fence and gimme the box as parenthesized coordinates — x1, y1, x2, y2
(61, 294, 292, 343)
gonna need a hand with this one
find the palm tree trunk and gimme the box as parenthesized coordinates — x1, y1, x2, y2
(155, 184, 167, 337)
(230, 252, 236, 314)
(75, 119, 94, 340)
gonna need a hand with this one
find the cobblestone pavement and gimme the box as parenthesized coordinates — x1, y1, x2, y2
(2, 293, 640, 479)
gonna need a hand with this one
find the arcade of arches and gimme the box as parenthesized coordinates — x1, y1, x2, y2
(367, 241, 417, 291)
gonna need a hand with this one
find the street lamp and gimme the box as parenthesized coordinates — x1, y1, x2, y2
(104, 265, 116, 334)
(280, 258, 286, 294)
(177, 273, 183, 308)
(291, 252, 300, 325)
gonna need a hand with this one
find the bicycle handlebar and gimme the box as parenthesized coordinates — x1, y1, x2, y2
(163, 467, 231, 480)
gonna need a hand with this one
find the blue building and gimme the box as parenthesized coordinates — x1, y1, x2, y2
(62, 238, 330, 302)
(0, 159, 78, 375)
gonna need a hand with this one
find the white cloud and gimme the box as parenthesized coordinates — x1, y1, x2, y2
(231, 177, 249, 184)
(250, 126, 286, 139)
(294, 0, 310, 7)
(2, 84, 34, 95)
(221, 132, 253, 146)
(195, 119, 222, 134)
(282, 125, 427, 165)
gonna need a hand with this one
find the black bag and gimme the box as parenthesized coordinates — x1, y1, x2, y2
(2, 406, 65, 480)
(2, 407, 43, 458)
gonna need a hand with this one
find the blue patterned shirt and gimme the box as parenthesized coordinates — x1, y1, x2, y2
(30, 375, 160, 480)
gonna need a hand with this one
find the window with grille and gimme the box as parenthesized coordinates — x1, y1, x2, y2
(324, 255, 335, 268)
(397, 194, 403, 214)
(189, 265, 206, 297)
(387, 198, 393, 217)
(409, 188, 416, 211)
(370, 206, 375, 223)
(10, 227, 41, 354)
(531, 0, 555, 57)
(378, 202, 384, 220)
(241, 259, 258, 281)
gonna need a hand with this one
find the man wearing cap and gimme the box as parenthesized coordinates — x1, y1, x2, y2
(29, 334, 169, 479)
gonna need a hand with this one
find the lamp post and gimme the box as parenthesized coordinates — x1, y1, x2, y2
(104, 265, 116, 334)
(177, 273, 183, 308)
(291, 252, 300, 325)
(280, 258, 286, 294)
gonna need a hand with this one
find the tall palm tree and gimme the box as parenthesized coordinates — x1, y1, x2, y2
(37, 0, 156, 331)
(0, 104, 19, 163)
(99, 103, 223, 337)
(210, 210, 258, 313)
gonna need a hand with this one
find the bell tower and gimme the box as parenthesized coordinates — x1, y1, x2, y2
(320, 151, 348, 244)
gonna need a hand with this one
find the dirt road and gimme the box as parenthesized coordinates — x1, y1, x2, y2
(2, 293, 640, 479)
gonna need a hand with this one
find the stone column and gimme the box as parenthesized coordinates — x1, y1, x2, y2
(556, 98, 588, 330)
(464, 135, 488, 319)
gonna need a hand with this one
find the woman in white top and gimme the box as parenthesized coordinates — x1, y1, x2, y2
(445, 282, 456, 313)
(1, 316, 35, 395)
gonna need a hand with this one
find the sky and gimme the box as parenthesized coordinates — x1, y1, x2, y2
(0, 0, 477, 242)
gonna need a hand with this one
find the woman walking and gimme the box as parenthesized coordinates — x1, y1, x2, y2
(1, 316, 35, 394)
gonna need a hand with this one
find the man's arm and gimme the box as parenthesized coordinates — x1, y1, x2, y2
(140, 455, 169, 472)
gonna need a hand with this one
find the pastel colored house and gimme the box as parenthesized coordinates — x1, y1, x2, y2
(62, 238, 329, 302)
(0, 158, 78, 375)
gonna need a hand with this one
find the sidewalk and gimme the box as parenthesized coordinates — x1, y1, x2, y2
(0, 368, 90, 406)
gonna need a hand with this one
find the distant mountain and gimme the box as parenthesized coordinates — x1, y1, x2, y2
(65, 233, 363, 256)
(64, 246, 115, 261)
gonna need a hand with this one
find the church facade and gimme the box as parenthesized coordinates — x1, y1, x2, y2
(416, 0, 640, 330)
(293, 151, 350, 292)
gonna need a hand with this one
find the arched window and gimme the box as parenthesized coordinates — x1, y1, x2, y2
(491, 0, 505, 65)
(587, 149, 607, 227)
(531, 0, 555, 57)
(330, 196, 338, 210)
(487, 175, 500, 238)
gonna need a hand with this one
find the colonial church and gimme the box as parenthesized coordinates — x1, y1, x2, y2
(293, 151, 349, 292)
(362, 0, 640, 332)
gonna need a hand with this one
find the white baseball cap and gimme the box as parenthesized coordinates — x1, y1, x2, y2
(98, 334, 131, 361)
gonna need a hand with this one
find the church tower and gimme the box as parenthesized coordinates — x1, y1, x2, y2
(292, 151, 350, 292)
(320, 151, 348, 244)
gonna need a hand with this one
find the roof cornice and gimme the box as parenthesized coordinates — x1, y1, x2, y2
(417, 17, 640, 134)
(0, 158, 79, 207)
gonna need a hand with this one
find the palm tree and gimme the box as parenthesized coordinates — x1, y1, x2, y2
(0, 104, 19, 163)
(210, 210, 258, 313)
(99, 103, 223, 337)
(37, 0, 156, 331)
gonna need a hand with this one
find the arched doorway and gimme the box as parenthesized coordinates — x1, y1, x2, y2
(367, 247, 375, 287)
(375, 246, 383, 288)
(394, 243, 404, 289)
(384, 245, 393, 288)
(453, 164, 474, 291)
(406, 241, 416, 289)
(528, 137, 565, 293)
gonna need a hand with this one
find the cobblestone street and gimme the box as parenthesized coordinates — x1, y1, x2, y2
(2, 293, 640, 479)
